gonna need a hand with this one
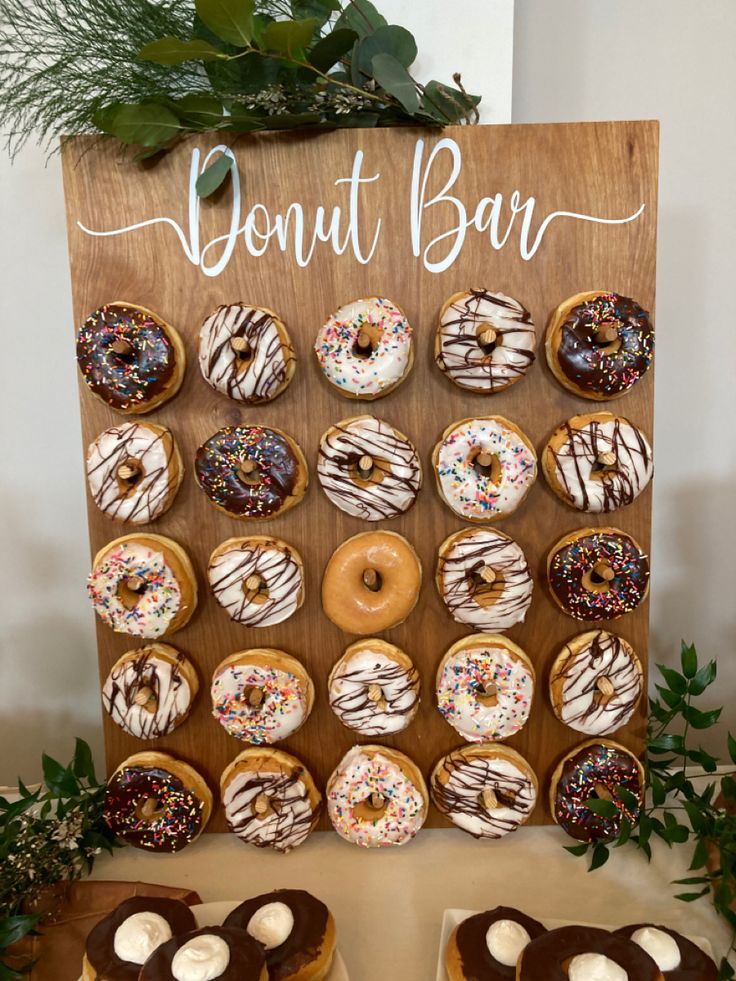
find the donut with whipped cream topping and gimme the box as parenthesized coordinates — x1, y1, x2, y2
(326, 745, 428, 847)
(432, 416, 537, 523)
(313, 297, 413, 400)
(444, 906, 546, 980)
(328, 638, 420, 735)
(208, 537, 304, 628)
(615, 923, 717, 980)
(518, 925, 662, 981)
(140, 927, 267, 981)
(198, 302, 295, 404)
(86, 422, 183, 524)
(317, 415, 422, 520)
(436, 526, 533, 632)
(435, 288, 536, 393)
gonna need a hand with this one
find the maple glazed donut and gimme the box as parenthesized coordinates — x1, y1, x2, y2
(547, 527, 650, 621)
(550, 738, 644, 844)
(221, 747, 322, 853)
(326, 745, 428, 847)
(445, 907, 546, 981)
(518, 925, 663, 981)
(433, 416, 537, 523)
(104, 751, 212, 852)
(435, 288, 536, 393)
(208, 537, 305, 628)
(313, 296, 414, 399)
(317, 415, 422, 520)
(102, 643, 199, 740)
(431, 745, 538, 840)
(198, 302, 296, 404)
(86, 422, 184, 525)
(328, 638, 420, 735)
(436, 526, 533, 632)
(87, 534, 197, 638)
(211, 649, 314, 745)
(545, 290, 655, 400)
(616, 923, 717, 980)
(322, 530, 422, 634)
(436, 634, 535, 743)
(195, 426, 308, 520)
(76, 301, 185, 414)
(140, 927, 267, 981)
(549, 630, 643, 736)
(543, 412, 653, 513)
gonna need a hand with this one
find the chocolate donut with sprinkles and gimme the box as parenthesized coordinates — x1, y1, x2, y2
(545, 290, 654, 400)
(76, 302, 185, 414)
(103, 751, 212, 852)
(547, 527, 650, 621)
(550, 738, 644, 844)
(195, 426, 308, 520)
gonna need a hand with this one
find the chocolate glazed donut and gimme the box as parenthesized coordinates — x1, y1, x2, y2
(615, 924, 717, 980)
(85, 897, 196, 981)
(224, 890, 333, 981)
(518, 925, 662, 980)
(450, 907, 546, 980)
(140, 927, 266, 980)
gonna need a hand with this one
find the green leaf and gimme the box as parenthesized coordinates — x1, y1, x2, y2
(564, 843, 589, 856)
(252, 111, 321, 129)
(728, 733, 736, 765)
(351, 24, 417, 80)
(262, 17, 319, 56)
(371, 52, 419, 112)
(590, 843, 610, 870)
(172, 95, 225, 128)
(335, 0, 387, 37)
(195, 153, 233, 198)
(138, 36, 224, 64)
(0, 913, 39, 945)
(650, 772, 666, 807)
(688, 660, 717, 696)
(673, 888, 710, 902)
(673, 874, 711, 885)
(94, 103, 181, 147)
(420, 79, 481, 123)
(721, 775, 736, 802)
(718, 957, 735, 980)
(682, 705, 722, 729)
(584, 798, 619, 818)
(309, 28, 358, 72)
(615, 785, 640, 811)
(681, 641, 698, 678)
(195, 0, 255, 46)
(687, 749, 719, 773)
(73, 738, 96, 782)
(654, 684, 682, 710)
(649, 733, 686, 754)
(682, 800, 707, 833)
(225, 107, 268, 131)
(657, 663, 688, 694)
(614, 818, 632, 847)
(665, 823, 691, 844)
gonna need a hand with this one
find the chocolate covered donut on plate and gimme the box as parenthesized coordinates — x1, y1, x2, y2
(445, 906, 546, 980)
(140, 927, 267, 981)
(616, 923, 717, 980)
(518, 925, 663, 981)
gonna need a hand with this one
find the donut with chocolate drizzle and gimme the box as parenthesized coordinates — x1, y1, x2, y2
(208, 537, 304, 627)
(328, 639, 420, 735)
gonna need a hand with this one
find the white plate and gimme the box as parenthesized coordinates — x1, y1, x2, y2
(435, 909, 715, 981)
(192, 901, 349, 980)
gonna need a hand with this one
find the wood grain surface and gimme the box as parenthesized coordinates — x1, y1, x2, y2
(61, 121, 658, 832)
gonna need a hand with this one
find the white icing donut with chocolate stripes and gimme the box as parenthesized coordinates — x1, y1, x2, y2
(208, 537, 304, 627)
(328, 640, 420, 735)
(198, 303, 295, 404)
(435, 288, 536, 392)
(436, 527, 533, 631)
(317, 416, 422, 521)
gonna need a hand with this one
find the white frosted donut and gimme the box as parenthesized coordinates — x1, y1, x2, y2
(326, 746, 427, 847)
(549, 630, 643, 736)
(86, 422, 182, 524)
(102, 645, 196, 739)
(211, 650, 313, 744)
(198, 303, 295, 404)
(317, 416, 422, 520)
(435, 288, 536, 392)
(313, 297, 413, 399)
(328, 640, 420, 735)
(208, 537, 304, 627)
(433, 416, 537, 522)
(543, 413, 653, 513)
(436, 635, 535, 743)
(436, 527, 533, 631)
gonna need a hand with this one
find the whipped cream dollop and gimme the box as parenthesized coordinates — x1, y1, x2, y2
(113, 911, 173, 964)
(485, 919, 531, 966)
(630, 926, 681, 971)
(171, 935, 230, 981)
(568, 952, 628, 981)
(247, 901, 295, 950)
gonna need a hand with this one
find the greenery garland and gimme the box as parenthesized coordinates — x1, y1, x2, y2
(0, 0, 481, 194)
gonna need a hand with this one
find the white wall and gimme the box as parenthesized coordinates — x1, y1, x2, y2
(2, 0, 734, 783)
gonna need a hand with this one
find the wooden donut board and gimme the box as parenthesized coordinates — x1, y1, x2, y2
(61, 121, 658, 831)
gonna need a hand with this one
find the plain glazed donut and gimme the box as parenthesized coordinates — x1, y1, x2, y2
(313, 297, 413, 399)
(103, 751, 212, 852)
(547, 527, 650, 621)
(76, 301, 185, 414)
(433, 416, 537, 523)
(545, 290, 655, 401)
(208, 537, 305, 628)
(86, 421, 183, 524)
(518, 925, 663, 981)
(435, 288, 536, 394)
(321, 531, 422, 634)
(445, 907, 546, 981)
(436, 634, 535, 743)
(326, 745, 428, 848)
(87, 534, 197, 638)
(550, 738, 644, 844)
(198, 302, 296, 404)
(542, 412, 653, 513)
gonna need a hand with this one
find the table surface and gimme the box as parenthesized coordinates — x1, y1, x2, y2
(89, 826, 732, 980)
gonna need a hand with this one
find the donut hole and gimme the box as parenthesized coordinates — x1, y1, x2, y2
(230, 335, 253, 369)
(136, 797, 166, 823)
(366, 682, 388, 711)
(117, 574, 148, 610)
(133, 683, 157, 713)
(474, 680, 499, 707)
(253, 792, 281, 821)
(242, 573, 269, 606)
(352, 325, 379, 359)
(362, 568, 383, 593)
(470, 449, 503, 484)
(116, 458, 144, 494)
(590, 319, 623, 353)
(110, 337, 136, 361)
(582, 562, 616, 594)
(242, 686, 265, 709)
(467, 562, 504, 608)
(590, 451, 618, 480)
(348, 454, 387, 487)
(476, 322, 501, 355)
(593, 676, 616, 707)
(353, 792, 388, 823)
(238, 460, 261, 485)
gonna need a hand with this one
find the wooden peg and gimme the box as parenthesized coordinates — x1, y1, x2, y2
(356, 330, 372, 352)
(482, 787, 499, 810)
(476, 451, 493, 469)
(479, 566, 497, 585)
(247, 687, 265, 708)
(594, 325, 618, 344)
(597, 451, 617, 468)
(253, 793, 271, 817)
(111, 339, 133, 356)
(592, 561, 615, 582)
(362, 568, 381, 591)
(367, 684, 383, 703)
(239, 460, 258, 483)
(593, 783, 614, 802)
(245, 574, 262, 593)
(230, 336, 250, 356)
(125, 575, 146, 593)
(358, 454, 374, 477)
(133, 686, 154, 707)
(117, 463, 139, 482)
(479, 327, 497, 347)
(596, 676, 615, 698)
(369, 792, 385, 810)
(139, 797, 161, 819)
